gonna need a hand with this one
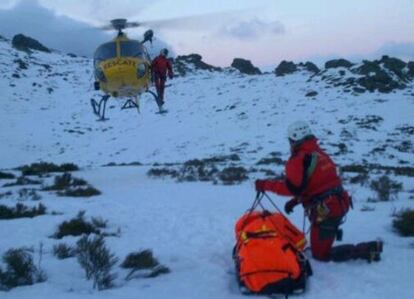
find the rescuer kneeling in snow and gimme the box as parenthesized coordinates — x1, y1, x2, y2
(255, 121, 383, 262)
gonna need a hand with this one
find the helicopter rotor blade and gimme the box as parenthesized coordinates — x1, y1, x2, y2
(134, 9, 247, 31)
(98, 8, 254, 32)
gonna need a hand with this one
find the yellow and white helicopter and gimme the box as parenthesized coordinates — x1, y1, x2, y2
(91, 18, 162, 120)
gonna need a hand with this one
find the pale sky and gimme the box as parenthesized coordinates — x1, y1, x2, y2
(1, 0, 413, 67)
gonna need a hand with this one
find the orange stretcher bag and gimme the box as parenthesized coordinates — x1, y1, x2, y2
(233, 195, 312, 295)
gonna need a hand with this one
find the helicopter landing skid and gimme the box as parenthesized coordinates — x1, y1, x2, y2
(91, 95, 110, 121)
(121, 98, 140, 114)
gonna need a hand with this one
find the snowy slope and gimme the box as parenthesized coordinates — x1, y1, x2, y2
(0, 39, 414, 299)
(0, 39, 412, 169)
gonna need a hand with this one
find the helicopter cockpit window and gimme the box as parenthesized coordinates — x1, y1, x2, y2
(120, 41, 144, 58)
(94, 43, 117, 63)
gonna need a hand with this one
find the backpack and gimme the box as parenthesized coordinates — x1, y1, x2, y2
(233, 209, 312, 296)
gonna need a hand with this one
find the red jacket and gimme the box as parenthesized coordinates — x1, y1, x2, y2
(151, 55, 173, 80)
(261, 137, 343, 209)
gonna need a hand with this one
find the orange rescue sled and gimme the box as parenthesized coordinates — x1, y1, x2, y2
(233, 207, 312, 295)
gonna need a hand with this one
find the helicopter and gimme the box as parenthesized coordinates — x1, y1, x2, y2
(91, 18, 163, 121)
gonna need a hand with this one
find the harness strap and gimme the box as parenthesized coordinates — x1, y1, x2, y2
(306, 152, 318, 179)
(311, 185, 344, 204)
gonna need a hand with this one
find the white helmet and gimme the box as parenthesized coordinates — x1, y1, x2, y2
(288, 121, 312, 142)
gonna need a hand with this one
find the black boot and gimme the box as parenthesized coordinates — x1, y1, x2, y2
(330, 240, 383, 263)
(354, 240, 383, 263)
(330, 245, 355, 262)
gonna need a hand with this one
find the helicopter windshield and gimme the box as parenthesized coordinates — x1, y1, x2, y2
(120, 41, 145, 58)
(94, 42, 117, 62)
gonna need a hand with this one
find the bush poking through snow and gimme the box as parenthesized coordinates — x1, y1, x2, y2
(349, 172, 370, 186)
(393, 209, 414, 237)
(0, 191, 13, 199)
(53, 243, 77, 259)
(17, 188, 42, 201)
(148, 157, 248, 185)
(43, 173, 101, 197)
(121, 250, 170, 280)
(3, 176, 42, 187)
(147, 168, 179, 178)
(0, 248, 46, 290)
(19, 162, 79, 176)
(58, 186, 101, 197)
(0, 203, 46, 220)
(370, 175, 403, 201)
(53, 211, 101, 239)
(43, 173, 85, 190)
(76, 235, 118, 290)
(218, 167, 248, 185)
(0, 171, 15, 179)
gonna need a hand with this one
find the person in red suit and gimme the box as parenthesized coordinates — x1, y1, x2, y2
(255, 121, 383, 262)
(151, 48, 174, 109)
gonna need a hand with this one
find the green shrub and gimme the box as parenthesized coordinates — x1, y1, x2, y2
(58, 186, 101, 197)
(121, 250, 170, 280)
(0, 203, 46, 220)
(393, 209, 414, 236)
(19, 162, 79, 176)
(256, 157, 284, 165)
(218, 166, 248, 185)
(349, 172, 370, 185)
(0, 171, 15, 179)
(18, 188, 42, 201)
(53, 211, 100, 239)
(3, 176, 42, 187)
(121, 250, 159, 269)
(370, 175, 403, 201)
(43, 173, 87, 191)
(0, 191, 12, 199)
(341, 164, 368, 173)
(53, 243, 77, 259)
(43, 173, 101, 197)
(76, 235, 118, 290)
(0, 248, 46, 290)
(147, 168, 179, 178)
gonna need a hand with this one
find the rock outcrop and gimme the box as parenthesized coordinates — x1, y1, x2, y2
(12, 34, 50, 53)
(325, 59, 353, 69)
(231, 58, 261, 75)
(173, 54, 221, 76)
(275, 61, 297, 76)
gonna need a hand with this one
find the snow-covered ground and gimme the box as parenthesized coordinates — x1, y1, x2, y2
(0, 39, 413, 298)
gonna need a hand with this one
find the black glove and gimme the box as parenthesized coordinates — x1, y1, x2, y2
(255, 179, 267, 192)
(284, 198, 299, 214)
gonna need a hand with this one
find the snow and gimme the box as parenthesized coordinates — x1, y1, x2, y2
(0, 39, 413, 298)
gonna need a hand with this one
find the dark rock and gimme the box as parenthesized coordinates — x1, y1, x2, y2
(304, 61, 320, 73)
(14, 59, 28, 70)
(380, 55, 406, 79)
(275, 60, 297, 76)
(305, 91, 318, 97)
(67, 53, 77, 58)
(231, 58, 261, 75)
(12, 34, 50, 53)
(325, 59, 353, 69)
(408, 61, 414, 77)
(353, 87, 366, 93)
(339, 70, 346, 76)
(357, 70, 404, 93)
(356, 60, 382, 76)
(173, 54, 221, 76)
